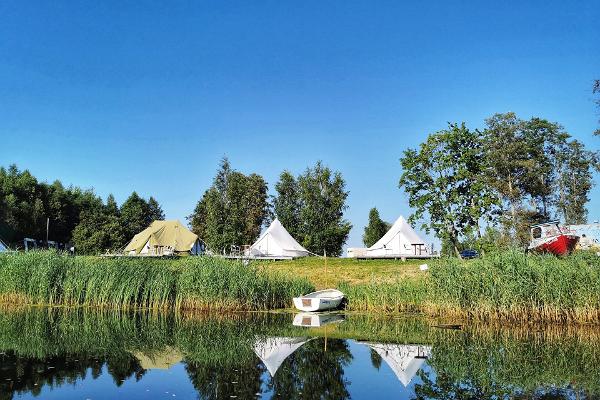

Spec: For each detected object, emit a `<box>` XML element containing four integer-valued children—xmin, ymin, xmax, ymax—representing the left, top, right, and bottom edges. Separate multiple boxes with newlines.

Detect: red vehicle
<box><xmin>528</xmin><ymin>221</ymin><xmax>579</xmax><ymax>256</ymax></box>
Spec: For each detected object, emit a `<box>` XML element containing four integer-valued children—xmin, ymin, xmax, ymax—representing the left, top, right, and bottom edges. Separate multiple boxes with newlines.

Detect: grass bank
<box><xmin>255</xmin><ymin>257</ymin><xmax>423</xmax><ymax>288</ymax></box>
<box><xmin>0</xmin><ymin>251</ymin><xmax>313</xmax><ymax>311</ymax></box>
<box><xmin>337</xmin><ymin>250</ymin><xmax>600</xmax><ymax>323</ymax></box>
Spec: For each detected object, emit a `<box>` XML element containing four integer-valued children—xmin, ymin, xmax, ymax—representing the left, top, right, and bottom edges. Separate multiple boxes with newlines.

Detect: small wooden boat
<box><xmin>293</xmin><ymin>289</ymin><xmax>344</xmax><ymax>312</ymax></box>
<box><xmin>528</xmin><ymin>221</ymin><xmax>579</xmax><ymax>256</ymax></box>
<box><xmin>292</xmin><ymin>312</ymin><xmax>345</xmax><ymax>327</ymax></box>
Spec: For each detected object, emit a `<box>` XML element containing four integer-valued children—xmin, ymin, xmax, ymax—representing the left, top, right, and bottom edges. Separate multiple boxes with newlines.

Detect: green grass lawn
<box><xmin>254</xmin><ymin>256</ymin><xmax>426</xmax><ymax>289</ymax></box>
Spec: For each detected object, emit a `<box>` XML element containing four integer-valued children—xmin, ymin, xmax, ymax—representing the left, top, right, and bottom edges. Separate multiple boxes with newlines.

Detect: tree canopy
<box><xmin>273</xmin><ymin>161</ymin><xmax>352</xmax><ymax>256</ymax></box>
<box><xmin>188</xmin><ymin>158</ymin><xmax>270</xmax><ymax>253</ymax></box>
<box><xmin>362</xmin><ymin>208</ymin><xmax>389</xmax><ymax>248</ymax></box>
<box><xmin>0</xmin><ymin>164</ymin><xmax>163</xmax><ymax>254</ymax></box>
<box><xmin>400</xmin><ymin>123</ymin><xmax>497</xmax><ymax>256</ymax></box>
<box><xmin>400</xmin><ymin>113</ymin><xmax>598</xmax><ymax>252</ymax></box>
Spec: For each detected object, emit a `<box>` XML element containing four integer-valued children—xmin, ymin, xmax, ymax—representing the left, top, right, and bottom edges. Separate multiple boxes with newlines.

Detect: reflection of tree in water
<box><xmin>370</xmin><ymin>348</ymin><xmax>382</xmax><ymax>370</ymax></box>
<box><xmin>0</xmin><ymin>351</ymin><xmax>146</xmax><ymax>400</ymax></box>
<box><xmin>414</xmin><ymin>364</ymin><xmax>588</xmax><ymax>400</ymax></box>
<box><xmin>267</xmin><ymin>338</ymin><xmax>353</xmax><ymax>400</ymax></box>
<box><xmin>413</xmin><ymin>368</ymin><xmax>513</xmax><ymax>399</ymax></box>
<box><xmin>185</xmin><ymin>360</ymin><xmax>265</xmax><ymax>400</ymax></box>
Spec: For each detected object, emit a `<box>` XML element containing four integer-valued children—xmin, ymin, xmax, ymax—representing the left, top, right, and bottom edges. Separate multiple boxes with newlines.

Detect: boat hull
<box><xmin>294</xmin><ymin>296</ymin><xmax>344</xmax><ymax>312</ymax></box>
<box><xmin>292</xmin><ymin>312</ymin><xmax>345</xmax><ymax>327</ymax></box>
<box><xmin>530</xmin><ymin>234</ymin><xmax>579</xmax><ymax>256</ymax></box>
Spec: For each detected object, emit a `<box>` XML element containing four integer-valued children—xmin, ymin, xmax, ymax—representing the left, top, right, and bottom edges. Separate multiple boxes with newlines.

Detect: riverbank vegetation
<box><xmin>2</xmin><ymin>251</ymin><xmax>600</xmax><ymax>322</ymax></box>
<box><xmin>399</xmin><ymin>112</ymin><xmax>599</xmax><ymax>256</ymax></box>
<box><xmin>341</xmin><ymin>250</ymin><xmax>600</xmax><ymax>323</ymax></box>
<box><xmin>0</xmin><ymin>251</ymin><xmax>313</xmax><ymax>310</ymax></box>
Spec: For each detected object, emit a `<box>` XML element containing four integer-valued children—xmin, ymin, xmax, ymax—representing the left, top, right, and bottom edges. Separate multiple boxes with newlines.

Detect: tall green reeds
<box><xmin>0</xmin><ymin>251</ymin><xmax>313</xmax><ymax>311</ymax></box>
<box><xmin>428</xmin><ymin>250</ymin><xmax>600</xmax><ymax>322</ymax></box>
<box><xmin>340</xmin><ymin>250</ymin><xmax>600</xmax><ymax>323</ymax></box>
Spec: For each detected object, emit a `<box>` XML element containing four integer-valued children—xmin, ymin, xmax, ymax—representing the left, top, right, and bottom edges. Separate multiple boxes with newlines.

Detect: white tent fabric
<box><xmin>348</xmin><ymin>215</ymin><xmax>429</xmax><ymax>258</ymax></box>
<box><xmin>362</xmin><ymin>343</ymin><xmax>431</xmax><ymax>387</ymax></box>
<box><xmin>245</xmin><ymin>219</ymin><xmax>310</xmax><ymax>258</ymax></box>
<box><xmin>0</xmin><ymin>239</ymin><xmax>6</xmax><ymax>252</ymax></box>
<box><xmin>253</xmin><ymin>337</ymin><xmax>311</xmax><ymax>377</ymax></box>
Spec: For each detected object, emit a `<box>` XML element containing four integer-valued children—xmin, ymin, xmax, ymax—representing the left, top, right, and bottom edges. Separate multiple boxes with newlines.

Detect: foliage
<box><xmin>0</xmin><ymin>164</ymin><xmax>164</xmax><ymax>254</ymax></box>
<box><xmin>119</xmin><ymin>192</ymin><xmax>153</xmax><ymax>241</ymax></box>
<box><xmin>0</xmin><ymin>251</ymin><xmax>313</xmax><ymax>311</ymax></box>
<box><xmin>428</xmin><ymin>250</ymin><xmax>600</xmax><ymax>323</ymax></box>
<box><xmin>147</xmin><ymin>196</ymin><xmax>165</xmax><ymax>221</ymax></box>
<box><xmin>273</xmin><ymin>161</ymin><xmax>352</xmax><ymax>256</ymax></box>
<box><xmin>482</xmin><ymin>113</ymin><xmax>597</xmax><ymax>245</ymax></box>
<box><xmin>554</xmin><ymin>139</ymin><xmax>598</xmax><ymax>223</ymax></box>
<box><xmin>188</xmin><ymin>158</ymin><xmax>270</xmax><ymax>253</ymax></box>
<box><xmin>272</xmin><ymin>170</ymin><xmax>302</xmax><ymax>240</ymax></box>
<box><xmin>399</xmin><ymin>123</ymin><xmax>498</xmax><ymax>257</ymax></box>
<box><xmin>400</xmin><ymin>114</ymin><xmax>597</xmax><ymax>251</ymax></box>
<box><xmin>362</xmin><ymin>207</ymin><xmax>389</xmax><ymax>247</ymax></box>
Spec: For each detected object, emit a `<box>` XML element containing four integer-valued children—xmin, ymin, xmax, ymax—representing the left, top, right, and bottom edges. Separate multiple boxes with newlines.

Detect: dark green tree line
<box><xmin>273</xmin><ymin>161</ymin><xmax>352</xmax><ymax>257</ymax></box>
<box><xmin>188</xmin><ymin>158</ymin><xmax>270</xmax><ymax>253</ymax></box>
<box><xmin>0</xmin><ymin>164</ymin><xmax>164</xmax><ymax>254</ymax></box>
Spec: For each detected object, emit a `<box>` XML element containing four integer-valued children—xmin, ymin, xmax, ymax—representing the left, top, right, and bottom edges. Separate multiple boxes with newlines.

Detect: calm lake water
<box><xmin>0</xmin><ymin>308</ymin><xmax>598</xmax><ymax>399</ymax></box>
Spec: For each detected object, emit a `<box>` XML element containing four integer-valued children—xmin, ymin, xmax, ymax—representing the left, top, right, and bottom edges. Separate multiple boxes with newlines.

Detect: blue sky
<box><xmin>1</xmin><ymin>1</ymin><xmax>599</xmax><ymax>248</ymax></box>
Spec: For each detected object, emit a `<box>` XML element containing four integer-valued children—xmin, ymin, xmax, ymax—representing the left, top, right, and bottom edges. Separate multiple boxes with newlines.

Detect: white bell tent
<box><xmin>0</xmin><ymin>238</ymin><xmax>7</xmax><ymax>252</ymax></box>
<box><xmin>253</xmin><ymin>337</ymin><xmax>312</xmax><ymax>377</ymax></box>
<box><xmin>362</xmin><ymin>343</ymin><xmax>431</xmax><ymax>387</ymax></box>
<box><xmin>245</xmin><ymin>219</ymin><xmax>310</xmax><ymax>259</ymax></box>
<box><xmin>348</xmin><ymin>215</ymin><xmax>431</xmax><ymax>259</ymax></box>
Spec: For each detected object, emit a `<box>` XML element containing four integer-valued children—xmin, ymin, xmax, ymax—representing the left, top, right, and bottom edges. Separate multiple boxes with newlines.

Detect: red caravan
<box><xmin>528</xmin><ymin>221</ymin><xmax>579</xmax><ymax>256</ymax></box>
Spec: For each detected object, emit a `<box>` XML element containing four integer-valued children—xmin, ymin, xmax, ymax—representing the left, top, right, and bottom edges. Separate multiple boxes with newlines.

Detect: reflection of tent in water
<box><xmin>253</xmin><ymin>337</ymin><xmax>312</xmax><ymax>376</ymax></box>
<box><xmin>361</xmin><ymin>343</ymin><xmax>431</xmax><ymax>386</ymax></box>
<box><xmin>124</xmin><ymin>220</ymin><xmax>203</xmax><ymax>256</ymax></box>
<box><xmin>133</xmin><ymin>347</ymin><xmax>183</xmax><ymax>370</ymax></box>
<box><xmin>245</xmin><ymin>219</ymin><xmax>310</xmax><ymax>259</ymax></box>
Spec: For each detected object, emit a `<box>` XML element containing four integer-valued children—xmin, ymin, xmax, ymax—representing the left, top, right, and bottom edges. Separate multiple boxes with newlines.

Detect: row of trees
<box><xmin>399</xmin><ymin>112</ymin><xmax>599</xmax><ymax>256</ymax></box>
<box><xmin>188</xmin><ymin>159</ymin><xmax>352</xmax><ymax>256</ymax></box>
<box><xmin>0</xmin><ymin>165</ymin><xmax>164</xmax><ymax>254</ymax></box>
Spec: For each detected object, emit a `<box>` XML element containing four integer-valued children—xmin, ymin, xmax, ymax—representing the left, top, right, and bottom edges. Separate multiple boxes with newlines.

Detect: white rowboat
<box><xmin>293</xmin><ymin>289</ymin><xmax>344</xmax><ymax>312</ymax></box>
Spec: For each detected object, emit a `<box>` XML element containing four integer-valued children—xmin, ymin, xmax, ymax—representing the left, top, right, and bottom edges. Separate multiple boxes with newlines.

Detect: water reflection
<box><xmin>0</xmin><ymin>308</ymin><xmax>599</xmax><ymax>399</ymax></box>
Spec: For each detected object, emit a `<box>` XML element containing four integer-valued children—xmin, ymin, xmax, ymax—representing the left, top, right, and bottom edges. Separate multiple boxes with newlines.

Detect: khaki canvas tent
<box><xmin>244</xmin><ymin>218</ymin><xmax>310</xmax><ymax>259</ymax></box>
<box><xmin>360</xmin><ymin>343</ymin><xmax>431</xmax><ymax>387</ymax></box>
<box><xmin>348</xmin><ymin>215</ymin><xmax>433</xmax><ymax>259</ymax></box>
<box><xmin>124</xmin><ymin>220</ymin><xmax>203</xmax><ymax>256</ymax></box>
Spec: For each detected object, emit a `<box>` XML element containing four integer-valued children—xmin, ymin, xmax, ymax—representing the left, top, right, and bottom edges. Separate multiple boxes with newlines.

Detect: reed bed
<box><xmin>0</xmin><ymin>251</ymin><xmax>313</xmax><ymax>311</ymax></box>
<box><xmin>428</xmin><ymin>250</ymin><xmax>600</xmax><ymax>323</ymax></box>
<box><xmin>341</xmin><ymin>250</ymin><xmax>600</xmax><ymax>323</ymax></box>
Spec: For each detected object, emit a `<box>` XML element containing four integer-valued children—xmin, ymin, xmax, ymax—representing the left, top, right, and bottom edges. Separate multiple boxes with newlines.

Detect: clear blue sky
<box><xmin>1</xmin><ymin>1</ymin><xmax>599</xmax><ymax>249</ymax></box>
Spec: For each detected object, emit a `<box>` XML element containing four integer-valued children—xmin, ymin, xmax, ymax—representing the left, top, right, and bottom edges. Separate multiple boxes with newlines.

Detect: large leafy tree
<box><xmin>400</xmin><ymin>123</ymin><xmax>498</xmax><ymax>257</ymax></box>
<box><xmin>273</xmin><ymin>161</ymin><xmax>352</xmax><ymax>256</ymax></box>
<box><xmin>119</xmin><ymin>192</ymin><xmax>152</xmax><ymax>241</ymax></box>
<box><xmin>147</xmin><ymin>196</ymin><xmax>165</xmax><ymax>221</ymax></box>
<box><xmin>554</xmin><ymin>139</ymin><xmax>598</xmax><ymax>224</ymax></box>
<box><xmin>188</xmin><ymin>158</ymin><xmax>270</xmax><ymax>253</ymax></box>
<box><xmin>272</xmin><ymin>171</ymin><xmax>301</xmax><ymax>239</ymax></box>
<box><xmin>362</xmin><ymin>207</ymin><xmax>388</xmax><ymax>247</ymax></box>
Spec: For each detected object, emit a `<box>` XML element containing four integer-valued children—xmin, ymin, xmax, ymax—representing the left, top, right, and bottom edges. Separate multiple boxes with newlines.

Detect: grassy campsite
<box><xmin>1</xmin><ymin>109</ymin><xmax>600</xmax><ymax>323</ymax></box>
